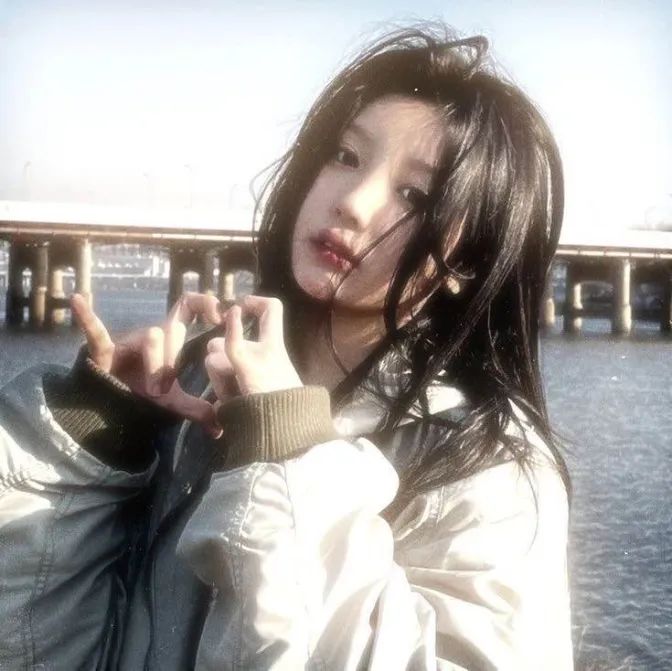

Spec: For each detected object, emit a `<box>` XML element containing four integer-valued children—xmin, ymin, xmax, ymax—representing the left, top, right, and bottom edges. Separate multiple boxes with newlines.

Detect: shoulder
<box><xmin>389</xmin><ymin>425</ymin><xmax>572</xmax><ymax>669</ymax></box>
<box><xmin>392</xmin><ymin>422</ymin><xmax>568</xmax><ymax>564</ymax></box>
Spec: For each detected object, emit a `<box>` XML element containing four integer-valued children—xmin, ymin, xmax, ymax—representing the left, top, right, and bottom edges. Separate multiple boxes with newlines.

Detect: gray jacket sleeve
<box><xmin>0</xmin><ymin>365</ymin><xmax>157</xmax><ymax>669</ymax></box>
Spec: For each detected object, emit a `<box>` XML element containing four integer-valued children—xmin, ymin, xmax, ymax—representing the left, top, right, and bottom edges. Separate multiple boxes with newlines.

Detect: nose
<box><xmin>334</xmin><ymin>168</ymin><xmax>391</xmax><ymax>231</ymax></box>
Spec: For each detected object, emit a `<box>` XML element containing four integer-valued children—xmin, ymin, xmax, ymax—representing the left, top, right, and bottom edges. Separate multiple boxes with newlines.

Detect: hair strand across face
<box><xmin>253</xmin><ymin>22</ymin><xmax>570</xmax><ymax>508</ymax></box>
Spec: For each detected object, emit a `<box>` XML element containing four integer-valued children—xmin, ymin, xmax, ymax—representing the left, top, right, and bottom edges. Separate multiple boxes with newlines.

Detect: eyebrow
<box><xmin>405</xmin><ymin>157</ymin><xmax>436</xmax><ymax>175</ymax></box>
<box><xmin>345</xmin><ymin>122</ymin><xmax>373</xmax><ymax>143</ymax></box>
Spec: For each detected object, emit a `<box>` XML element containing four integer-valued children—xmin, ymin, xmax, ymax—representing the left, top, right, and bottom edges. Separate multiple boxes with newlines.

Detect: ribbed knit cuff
<box><xmin>216</xmin><ymin>386</ymin><xmax>338</xmax><ymax>468</ymax></box>
<box><xmin>43</xmin><ymin>347</ymin><xmax>177</xmax><ymax>471</ymax></box>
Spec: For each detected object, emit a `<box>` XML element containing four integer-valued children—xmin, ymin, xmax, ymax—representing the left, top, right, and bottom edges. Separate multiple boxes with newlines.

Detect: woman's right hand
<box><xmin>70</xmin><ymin>292</ymin><xmax>225</xmax><ymax>437</ymax></box>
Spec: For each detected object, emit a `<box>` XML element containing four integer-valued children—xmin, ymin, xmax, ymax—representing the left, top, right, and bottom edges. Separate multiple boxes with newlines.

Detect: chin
<box><xmin>295</xmin><ymin>281</ymin><xmax>372</xmax><ymax>312</ymax></box>
<box><xmin>293</xmin><ymin>274</ymin><xmax>334</xmax><ymax>304</ymax></box>
<box><xmin>292</xmin><ymin>266</ymin><xmax>386</xmax><ymax>312</ymax></box>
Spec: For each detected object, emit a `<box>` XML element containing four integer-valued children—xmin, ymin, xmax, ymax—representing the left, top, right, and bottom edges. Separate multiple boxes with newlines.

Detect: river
<box><xmin>0</xmin><ymin>289</ymin><xmax>670</xmax><ymax>671</ymax></box>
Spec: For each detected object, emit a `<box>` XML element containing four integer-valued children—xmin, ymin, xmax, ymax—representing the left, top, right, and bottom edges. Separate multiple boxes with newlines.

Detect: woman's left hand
<box><xmin>204</xmin><ymin>295</ymin><xmax>303</xmax><ymax>400</ymax></box>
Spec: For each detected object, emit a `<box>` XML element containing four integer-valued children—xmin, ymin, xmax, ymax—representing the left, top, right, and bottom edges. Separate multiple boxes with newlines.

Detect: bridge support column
<box><xmin>168</xmin><ymin>252</ymin><xmax>185</xmax><ymax>311</ymax></box>
<box><xmin>563</xmin><ymin>264</ymin><xmax>582</xmax><ymax>333</ymax></box>
<box><xmin>28</xmin><ymin>243</ymin><xmax>48</xmax><ymax>327</ymax></box>
<box><xmin>612</xmin><ymin>259</ymin><xmax>632</xmax><ymax>335</ymax></box>
<box><xmin>218</xmin><ymin>270</ymin><xmax>235</xmax><ymax>301</ymax></box>
<box><xmin>198</xmin><ymin>252</ymin><xmax>216</xmax><ymax>295</ymax></box>
<box><xmin>541</xmin><ymin>270</ymin><xmax>556</xmax><ymax>330</ymax></box>
<box><xmin>6</xmin><ymin>243</ymin><xmax>26</xmax><ymax>326</ymax></box>
<box><xmin>167</xmin><ymin>248</ymin><xmax>213</xmax><ymax>311</ymax></box>
<box><xmin>48</xmin><ymin>269</ymin><xmax>66</xmax><ymax>326</ymax></box>
<box><xmin>217</xmin><ymin>245</ymin><xmax>256</xmax><ymax>302</ymax></box>
<box><xmin>74</xmin><ymin>239</ymin><xmax>93</xmax><ymax>308</ymax></box>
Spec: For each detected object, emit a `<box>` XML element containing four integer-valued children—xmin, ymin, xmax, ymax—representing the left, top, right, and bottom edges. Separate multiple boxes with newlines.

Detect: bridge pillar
<box><xmin>563</xmin><ymin>264</ymin><xmax>582</xmax><ymax>333</ymax></box>
<box><xmin>6</xmin><ymin>243</ymin><xmax>26</xmax><ymax>326</ymax></box>
<box><xmin>217</xmin><ymin>245</ymin><xmax>256</xmax><ymax>301</ymax></box>
<box><xmin>167</xmin><ymin>247</ymin><xmax>214</xmax><ymax>311</ymax></box>
<box><xmin>48</xmin><ymin>268</ymin><xmax>66</xmax><ymax>326</ymax></box>
<box><xmin>74</xmin><ymin>239</ymin><xmax>93</xmax><ymax>308</ymax></box>
<box><xmin>541</xmin><ymin>270</ymin><xmax>556</xmax><ymax>330</ymax></box>
<box><xmin>219</xmin><ymin>270</ymin><xmax>235</xmax><ymax>301</ymax></box>
<box><xmin>168</xmin><ymin>251</ymin><xmax>185</xmax><ymax>311</ymax></box>
<box><xmin>28</xmin><ymin>243</ymin><xmax>49</xmax><ymax>327</ymax></box>
<box><xmin>198</xmin><ymin>252</ymin><xmax>216</xmax><ymax>295</ymax></box>
<box><xmin>612</xmin><ymin>259</ymin><xmax>632</xmax><ymax>335</ymax></box>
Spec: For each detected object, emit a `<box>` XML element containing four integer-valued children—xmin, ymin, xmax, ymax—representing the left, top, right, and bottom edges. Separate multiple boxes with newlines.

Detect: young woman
<box><xmin>0</xmin><ymin>26</ymin><xmax>573</xmax><ymax>670</ymax></box>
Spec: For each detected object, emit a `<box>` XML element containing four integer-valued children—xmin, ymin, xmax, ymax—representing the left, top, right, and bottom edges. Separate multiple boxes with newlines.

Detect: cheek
<box><xmin>361</xmin><ymin>223</ymin><xmax>413</xmax><ymax>277</ymax></box>
<box><xmin>358</xmin><ymin>229</ymin><xmax>440</xmax><ymax>307</ymax></box>
<box><xmin>292</xmin><ymin>197</ymin><xmax>311</xmax><ymax>243</ymax></box>
<box><xmin>291</xmin><ymin>177</ymin><xmax>328</xmax><ymax>247</ymax></box>
<box><xmin>290</xmin><ymin>196</ymin><xmax>336</xmax><ymax>301</ymax></box>
<box><xmin>334</xmin><ymin>229</ymin><xmax>411</xmax><ymax>306</ymax></box>
<box><xmin>291</xmin><ymin>193</ymin><xmax>315</xmax><ymax>269</ymax></box>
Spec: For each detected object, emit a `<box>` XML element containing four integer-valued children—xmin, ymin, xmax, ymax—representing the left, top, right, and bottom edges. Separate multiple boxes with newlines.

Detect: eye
<box><xmin>333</xmin><ymin>146</ymin><xmax>359</xmax><ymax>168</ymax></box>
<box><xmin>399</xmin><ymin>186</ymin><xmax>429</xmax><ymax>210</ymax></box>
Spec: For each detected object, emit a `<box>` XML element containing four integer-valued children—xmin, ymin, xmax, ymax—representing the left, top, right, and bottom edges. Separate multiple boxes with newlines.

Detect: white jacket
<box><xmin>178</xmin><ymin>376</ymin><xmax>573</xmax><ymax>669</ymax></box>
<box><xmin>0</xmin><ymin>361</ymin><xmax>573</xmax><ymax>670</ymax></box>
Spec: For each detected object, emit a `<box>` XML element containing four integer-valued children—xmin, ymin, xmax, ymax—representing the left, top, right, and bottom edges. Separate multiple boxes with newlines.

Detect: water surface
<box><xmin>0</xmin><ymin>291</ymin><xmax>670</xmax><ymax>670</ymax></box>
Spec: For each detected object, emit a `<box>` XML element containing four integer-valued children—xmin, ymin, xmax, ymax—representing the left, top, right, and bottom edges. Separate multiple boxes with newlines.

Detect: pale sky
<box><xmin>1</xmin><ymin>0</ymin><xmax>671</xmax><ymax>244</ymax></box>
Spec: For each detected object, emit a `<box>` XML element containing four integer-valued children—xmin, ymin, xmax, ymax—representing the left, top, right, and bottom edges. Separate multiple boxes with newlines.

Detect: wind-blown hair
<box><xmin>254</xmin><ymin>24</ymin><xmax>570</xmax><ymax>505</ymax></box>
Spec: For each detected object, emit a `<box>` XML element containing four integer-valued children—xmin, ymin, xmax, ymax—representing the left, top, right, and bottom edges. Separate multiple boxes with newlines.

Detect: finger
<box><xmin>70</xmin><ymin>294</ymin><xmax>115</xmax><ymax>372</ymax></box>
<box><xmin>224</xmin><ymin>305</ymin><xmax>245</xmax><ymax>365</ymax></box>
<box><xmin>115</xmin><ymin>327</ymin><xmax>159</xmax><ymax>360</ymax></box>
<box><xmin>163</xmin><ymin>319</ymin><xmax>187</xmax><ymax>380</ymax></box>
<box><xmin>108</xmin><ymin>328</ymin><xmax>148</xmax><ymax>379</ymax></box>
<box><xmin>204</xmin><ymin>350</ymin><xmax>236</xmax><ymax>401</ymax></box>
<box><xmin>218</xmin><ymin>298</ymin><xmax>237</xmax><ymax>316</ymax></box>
<box><xmin>241</xmin><ymin>295</ymin><xmax>284</xmax><ymax>344</ymax></box>
<box><xmin>167</xmin><ymin>292</ymin><xmax>222</xmax><ymax>327</ymax></box>
<box><xmin>164</xmin><ymin>293</ymin><xmax>222</xmax><ymax>374</ymax></box>
<box><xmin>165</xmin><ymin>386</ymin><xmax>221</xmax><ymax>438</ymax></box>
<box><xmin>141</xmin><ymin>327</ymin><xmax>165</xmax><ymax>397</ymax></box>
<box><xmin>206</xmin><ymin>337</ymin><xmax>226</xmax><ymax>354</ymax></box>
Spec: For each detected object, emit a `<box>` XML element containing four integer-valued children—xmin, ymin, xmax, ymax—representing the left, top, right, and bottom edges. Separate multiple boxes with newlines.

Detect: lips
<box><xmin>311</xmin><ymin>230</ymin><xmax>359</xmax><ymax>271</ymax></box>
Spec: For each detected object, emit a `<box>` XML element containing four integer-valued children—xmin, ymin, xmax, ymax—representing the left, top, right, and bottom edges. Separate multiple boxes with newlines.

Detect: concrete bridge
<box><xmin>548</xmin><ymin>243</ymin><xmax>672</xmax><ymax>334</ymax></box>
<box><xmin>1</xmin><ymin>202</ymin><xmax>671</xmax><ymax>333</ymax></box>
<box><xmin>0</xmin><ymin>202</ymin><xmax>255</xmax><ymax>327</ymax></box>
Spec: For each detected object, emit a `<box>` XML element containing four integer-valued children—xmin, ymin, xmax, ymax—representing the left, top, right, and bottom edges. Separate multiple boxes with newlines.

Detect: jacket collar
<box><xmin>333</xmin><ymin>348</ymin><xmax>467</xmax><ymax>437</ymax></box>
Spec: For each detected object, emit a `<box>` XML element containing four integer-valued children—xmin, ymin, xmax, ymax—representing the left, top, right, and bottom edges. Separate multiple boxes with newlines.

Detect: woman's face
<box><xmin>291</xmin><ymin>95</ymin><xmax>445</xmax><ymax>313</ymax></box>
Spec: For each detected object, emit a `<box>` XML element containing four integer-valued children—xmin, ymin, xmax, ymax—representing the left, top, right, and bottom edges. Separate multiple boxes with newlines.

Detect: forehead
<box><xmin>345</xmin><ymin>95</ymin><xmax>445</xmax><ymax>166</ymax></box>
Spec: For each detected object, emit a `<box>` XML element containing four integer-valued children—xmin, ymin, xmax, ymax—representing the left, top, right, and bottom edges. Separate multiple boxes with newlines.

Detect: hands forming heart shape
<box><xmin>70</xmin><ymin>292</ymin><xmax>303</xmax><ymax>439</ymax></box>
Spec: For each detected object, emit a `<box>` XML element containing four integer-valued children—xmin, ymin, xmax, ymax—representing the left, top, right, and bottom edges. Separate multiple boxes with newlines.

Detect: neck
<box><xmin>294</xmin><ymin>306</ymin><xmax>387</xmax><ymax>391</ymax></box>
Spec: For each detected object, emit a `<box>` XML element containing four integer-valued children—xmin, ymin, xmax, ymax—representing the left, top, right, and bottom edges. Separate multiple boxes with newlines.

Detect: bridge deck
<box><xmin>557</xmin><ymin>246</ymin><xmax>672</xmax><ymax>260</ymax></box>
<box><xmin>1</xmin><ymin>200</ymin><xmax>672</xmax><ymax>256</ymax></box>
<box><xmin>0</xmin><ymin>200</ymin><xmax>254</xmax><ymax>243</ymax></box>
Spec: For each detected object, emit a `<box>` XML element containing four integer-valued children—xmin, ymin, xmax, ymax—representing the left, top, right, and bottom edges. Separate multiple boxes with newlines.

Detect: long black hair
<box><xmin>254</xmin><ymin>24</ymin><xmax>570</xmax><ymax>505</ymax></box>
